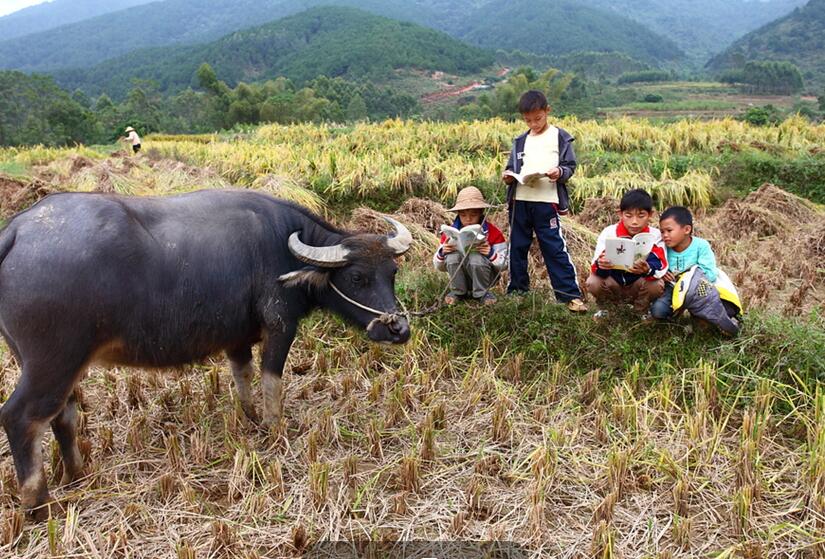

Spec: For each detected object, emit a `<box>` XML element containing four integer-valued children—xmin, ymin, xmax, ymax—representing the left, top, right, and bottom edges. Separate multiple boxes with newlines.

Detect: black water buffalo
<box><xmin>0</xmin><ymin>189</ymin><xmax>412</xmax><ymax>519</ymax></box>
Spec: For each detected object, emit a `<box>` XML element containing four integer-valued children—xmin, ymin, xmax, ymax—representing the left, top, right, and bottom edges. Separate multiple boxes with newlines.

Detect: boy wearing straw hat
<box><xmin>433</xmin><ymin>186</ymin><xmax>508</xmax><ymax>306</ymax></box>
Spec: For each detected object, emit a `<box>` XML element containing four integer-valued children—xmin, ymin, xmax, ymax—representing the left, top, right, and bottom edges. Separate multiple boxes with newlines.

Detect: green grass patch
<box><xmin>418</xmin><ymin>290</ymin><xmax>824</xmax><ymax>388</ymax></box>
<box><xmin>609</xmin><ymin>99</ymin><xmax>738</xmax><ymax>112</ymax></box>
<box><xmin>0</xmin><ymin>160</ymin><xmax>28</xmax><ymax>178</ymax></box>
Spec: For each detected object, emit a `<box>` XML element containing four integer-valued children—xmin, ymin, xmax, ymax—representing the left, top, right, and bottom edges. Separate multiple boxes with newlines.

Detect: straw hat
<box><xmin>125</xmin><ymin>126</ymin><xmax>135</xmax><ymax>133</ymax></box>
<box><xmin>448</xmin><ymin>186</ymin><xmax>491</xmax><ymax>212</ymax></box>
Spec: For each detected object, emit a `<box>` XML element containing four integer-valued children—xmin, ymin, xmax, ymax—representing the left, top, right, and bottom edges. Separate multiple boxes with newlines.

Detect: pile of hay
<box><xmin>702</xmin><ymin>184</ymin><xmax>825</xmax><ymax>314</ymax></box>
<box><xmin>69</xmin><ymin>155</ymin><xmax>95</xmax><ymax>175</ymax></box>
<box><xmin>348</xmin><ymin>206</ymin><xmax>439</xmax><ymax>262</ymax></box>
<box><xmin>575</xmin><ymin>197</ymin><xmax>617</xmax><ymax>233</ymax></box>
<box><xmin>0</xmin><ymin>175</ymin><xmax>56</xmax><ymax>219</ymax></box>
<box><xmin>710</xmin><ymin>183</ymin><xmax>817</xmax><ymax>239</ymax></box>
<box><xmin>396</xmin><ymin>197</ymin><xmax>452</xmax><ymax>234</ymax></box>
<box><xmin>808</xmin><ymin>229</ymin><xmax>825</xmax><ymax>259</ymax></box>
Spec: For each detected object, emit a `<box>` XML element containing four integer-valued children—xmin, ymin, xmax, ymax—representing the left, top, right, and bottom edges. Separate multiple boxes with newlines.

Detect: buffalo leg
<box><xmin>260</xmin><ymin>324</ymin><xmax>296</xmax><ymax>427</ymax></box>
<box><xmin>51</xmin><ymin>392</ymin><xmax>83</xmax><ymax>485</ymax></box>
<box><xmin>1</xmin><ymin>370</ymin><xmax>80</xmax><ymax>521</ymax></box>
<box><xmin>227</xmin><ymin>347</ymin><xmax>258</xmax><ymax>423</ymax></box>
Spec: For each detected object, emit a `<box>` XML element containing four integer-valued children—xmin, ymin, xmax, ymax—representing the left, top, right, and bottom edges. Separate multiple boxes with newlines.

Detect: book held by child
<box><xmin>439</xmin><ymin>224</ymin><xmax>487</xmax><ymax>256</ymax></box>
<box><xmin>503</xmin><ymin>170</ymin><xmax>545</xmax><ymax>187</ymax></box>
<box><xmin>603</xmin><ymin>232</ymin><xmax>657</xmax><ymax>271</ymax></box>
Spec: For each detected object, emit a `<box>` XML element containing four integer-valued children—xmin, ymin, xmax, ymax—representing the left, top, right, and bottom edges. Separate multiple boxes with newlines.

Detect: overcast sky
<box><xmin>0</xmin><ymin>0</ymin><xmax>51</xmax><ymax>17</ymax></box>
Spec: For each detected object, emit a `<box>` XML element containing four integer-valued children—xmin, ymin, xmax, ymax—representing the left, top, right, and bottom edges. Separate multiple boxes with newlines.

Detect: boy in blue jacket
<box><xmin>651</xmin><ymin>206</ymin><xmax>719</xmax><ymax>319</ymax></box>
<box><xmin>502</xmin><ymin>90</ymin><xmax>586</xmax><ymax>312</ymax></box>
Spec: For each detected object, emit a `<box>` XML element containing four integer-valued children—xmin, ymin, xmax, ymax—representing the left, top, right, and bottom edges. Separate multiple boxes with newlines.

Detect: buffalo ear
<box><xmin>278</xmin><ymin>267</ymin><xmax>330</xmax><ymax>289</ymax></box>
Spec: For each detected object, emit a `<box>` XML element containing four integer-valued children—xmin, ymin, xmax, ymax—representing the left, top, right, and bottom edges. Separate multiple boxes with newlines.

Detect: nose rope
<box><xmin>328</xmin><ymin>280</ymin><xmax>406</xmax><ymax>325</ymax></box>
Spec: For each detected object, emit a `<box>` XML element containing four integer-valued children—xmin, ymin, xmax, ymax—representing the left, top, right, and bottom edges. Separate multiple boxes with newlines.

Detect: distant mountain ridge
<box><xmin>706</xmin><ymin>0</ymin><xmax>825</xmax><ymax>86</ymax></box>
<box><xmin>0</xmin><ymin>0</ymin><xmax>684</xmax><ymax>73</ymax></box>
<box><xmin>54</xmin><ymin>6</ymin><xmax>495</xmax><ymax>99</ymax></box>
<box><xmin>0</xmin><ymin>0</ymin><xmax>156</xmax><ymax>41</ymax></box>
<box><xmin>585</xmin><ymin>0</ymin><xmax>806</xmax><ymax>60</ymax></box>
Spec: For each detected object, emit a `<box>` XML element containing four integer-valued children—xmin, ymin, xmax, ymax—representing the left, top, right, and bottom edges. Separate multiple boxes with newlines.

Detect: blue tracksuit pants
<box><xmin>507</xmin><ymin>200</ymin><xmax>582</xmax><ymax>301</ymax></box>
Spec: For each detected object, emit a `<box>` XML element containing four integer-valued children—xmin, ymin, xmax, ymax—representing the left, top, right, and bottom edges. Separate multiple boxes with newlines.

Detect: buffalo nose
<box><xmin>389</xmin><ymin>318</ymin><xmax>411</xmax><ymax>343</ymax></box>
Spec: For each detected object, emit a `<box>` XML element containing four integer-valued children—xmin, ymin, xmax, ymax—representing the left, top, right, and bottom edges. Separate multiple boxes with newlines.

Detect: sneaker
<box><xmin>567</xmin><ymin>298</ymin><xmax>587</xmax><ymax>313</ymax></box>
<box><xmin>444</xmin><ymin>295</ymin><xmax>458</xmax><ymax>306</ymax></box>
<box><xmin>640</xmin><ymin>312</ymin><xmax>654</xmax><ymax>323</ymax></box>
<box><xmin>593</xmin><ymin>309</ymin><xmax>609</xmax><ymax>321</ymax></box>
<box><xmin>481</xmin><ymin>293</ymin><xmax>497</xmax><ymax>306</ymax></box>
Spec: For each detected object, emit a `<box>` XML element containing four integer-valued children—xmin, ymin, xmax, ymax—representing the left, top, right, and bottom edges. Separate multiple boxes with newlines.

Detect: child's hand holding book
<box><xmin>475</xmin><ymin>240</ymin><xmax>491</xmax><ymax>255</ymax></box>
<box><xmin>598</xmin><ymin>250</ymin><xmax>651</xmax><ymax>275</ymax></box>
<box><xmin>626</xmin><ymin>259</ymin><xmax>650</xmax><ymax>275</ymax></box>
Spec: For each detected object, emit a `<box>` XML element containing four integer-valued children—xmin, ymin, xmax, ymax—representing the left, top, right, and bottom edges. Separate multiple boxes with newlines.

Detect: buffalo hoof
<box><xmin>25</xmin><ymin>499</ymin><xmax>62</xmax><ymax>523</ymax></box>
<box><xmin>241</xmin><ymin>406</ymin><xmax>260</xmax><ymax>426</ymax></box>
<box><xmin>59</xmin><ymin>469</ymin><xmax>84</xmax><ymax>487</ymax></box>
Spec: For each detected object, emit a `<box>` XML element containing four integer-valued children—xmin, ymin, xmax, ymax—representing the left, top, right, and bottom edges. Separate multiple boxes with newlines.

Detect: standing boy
<box><xmin>586</xmin><ymin>189</ymin><xmax>667</xmax><ymax>318</ymax></box>
<box><xmin>503</xmin><ymin>90</ymin><xmax>586</xmax><ymax>312</ymax></box>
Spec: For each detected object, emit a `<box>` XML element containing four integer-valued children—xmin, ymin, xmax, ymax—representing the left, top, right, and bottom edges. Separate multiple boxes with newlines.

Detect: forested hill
<box><xmin>0</xmin><ymin>71</ymin><xmax>97</xmax><ymax>147</ymax></box>
<box><xmin>706</xmin><ymin>0</ymin><xmax>825</xmax><ymax>86</ymax></box>
<box><xmin>585</xmin><ymin>0</ymin><xmax>805</xmax><ymax>61</ymax></box>
<box><xmin>0</xmin><ymin>0</ymin><xmax>683</xmax><ymax>73</ymax></box>
<box><xmin>0</xmin><ymin>0</ymin><xmax>156</xmax><ymax>42</ymax></box>
<box><xmin>54</xmin><ymin>7</ymin><xmax>495</xmax><ymax>100</ymax></box>
<box><xmin>453</xmin><ymin>0</ymin><xmax>683</xmax><ymax>65</ymax></box>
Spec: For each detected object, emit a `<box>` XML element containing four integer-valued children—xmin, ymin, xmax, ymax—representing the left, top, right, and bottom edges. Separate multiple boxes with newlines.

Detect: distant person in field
<box><xmin>433</xmin><ymin>186</ymin><xmax>508</xmax><ymax>306</ymax></box>
<box><xmin>586</xmin><ymin>189</ymin><xmax>668</xmax><ymax>319</ymax></box>
<box><xmin>121</xmin><ymin>126</ymin><xmax>142</xmax><ymax>154</ymax></box>
<box><xmin>651</xmin><ymin>206</ymin><xmax>742</xmax><ymax>334</ymax></box>
<box><xmin>502</xmin><ymin>90</ymin><xmax>586</xmax><ymax>312</ymax></box>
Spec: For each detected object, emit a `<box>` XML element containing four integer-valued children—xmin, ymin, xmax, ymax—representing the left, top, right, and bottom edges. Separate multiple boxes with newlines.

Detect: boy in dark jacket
<box><xmin>586</xmin><ymin>189</ymin><xmax>667</xmax><ymax>319</ymax></box>
<box><xmin>502</xmin><ymin>90</ymin><xmax>586</xmax><ymax>312</ymax></box>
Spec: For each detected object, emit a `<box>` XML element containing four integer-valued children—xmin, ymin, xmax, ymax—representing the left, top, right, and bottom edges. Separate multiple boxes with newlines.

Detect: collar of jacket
<box><xmin>616</xmin><ymin>221</ymin><xmax>651</xmax><ymax>238</ymax></box>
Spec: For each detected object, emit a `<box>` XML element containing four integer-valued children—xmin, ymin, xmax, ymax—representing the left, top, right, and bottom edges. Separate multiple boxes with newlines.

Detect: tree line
<box><xmin>0</xmin><ymin>65</ymin><xmax>419</xmax><ymax>147</ymax></box>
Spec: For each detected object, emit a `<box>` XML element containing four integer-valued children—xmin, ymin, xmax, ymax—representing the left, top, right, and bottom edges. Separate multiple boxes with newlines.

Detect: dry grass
<box><xmin>139</xmin><ymin>117</ymin><xmax>825</xmax><ymax>206</ymax></box>
<box><xmin>701</xmin><ymin>183</ymin><xmax>825</xmax><ymax>314</ymax></box>
<box><xmin>1</xmin><ymin>335</ymin><xmax>821</xmax><ymax>558</ymax></box>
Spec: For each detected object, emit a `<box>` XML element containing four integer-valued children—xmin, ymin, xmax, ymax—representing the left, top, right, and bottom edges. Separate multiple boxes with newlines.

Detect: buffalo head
<box><xmin>279</xmin><ymin>216</ymin><xmax>412</xmax><ymax>344</ymax></box>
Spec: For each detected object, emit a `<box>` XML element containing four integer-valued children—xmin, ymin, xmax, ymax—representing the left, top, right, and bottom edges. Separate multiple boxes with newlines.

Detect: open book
<box><xmin>440</xmin><ymin>224</ymin><xmax>487</xmax><ymax>255</ymax></box>
<box><xmin>604</xmin><ymin>233</ymin><xmax>657</xmax><ymax>271</ymax></box>
<box><xmin>504</xmin><ymin>170</ymin><xmax>545</xmax><ymax>186</ymax></box>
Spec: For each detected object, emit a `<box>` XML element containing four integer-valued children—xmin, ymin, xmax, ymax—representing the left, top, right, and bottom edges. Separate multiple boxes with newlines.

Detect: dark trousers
<box><xmin>507</xmin><ymin>200</ymin><xmax>581</xmax><ymax>301</ymax></box>
<box><xmin>651</xmin><ymin>282</ymin><xmax>675</xmax><ymax>319</ymax></box>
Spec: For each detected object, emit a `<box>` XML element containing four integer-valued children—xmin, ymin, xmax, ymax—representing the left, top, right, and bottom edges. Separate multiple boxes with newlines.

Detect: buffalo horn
<box><xmin>288</xmin><ymin>232</ymin><xmax>350</xmax><ymax>268</ymax></box>
<box><xmin>383</xmin><ymin>216</ymin><xmax>413</xmax><ymax>255</ymax></box>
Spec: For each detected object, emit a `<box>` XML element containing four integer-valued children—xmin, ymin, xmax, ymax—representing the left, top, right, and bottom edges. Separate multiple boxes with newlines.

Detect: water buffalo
<box><xmin>0</xmin><ymin>189</ymin><xmax>412</xmax><ymax>519</ymax></box>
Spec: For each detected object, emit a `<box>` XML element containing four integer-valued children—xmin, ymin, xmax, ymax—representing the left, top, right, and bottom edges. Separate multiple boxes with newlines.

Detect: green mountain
<box><xmin>54</xmin><ymin>7</ymin><xmax>495</xmax><ymax>99</ymax></box>
<box><xmin>0</xmin><ymin>0</ymin><xmax>683</xmax><ymax>73</ymax></box>
<box><xmin>453</xmin><ymin>0</ymin><xmax>683</xmax><ymax>65</ymax></box>
<box><xmin>585</xmin><ymin>0</ymin><xmax>805</xmax><ymax>61</ymax></box>
<box><xmin>0</xmin><ymin>0</ymin><xmax>156</xmax><ymax>42</ymax></box>
<box><xmin>706</xmin><ymin>0</ymin><xmax>825</xmax><ymax>87</ymax></box>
